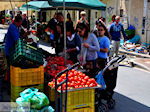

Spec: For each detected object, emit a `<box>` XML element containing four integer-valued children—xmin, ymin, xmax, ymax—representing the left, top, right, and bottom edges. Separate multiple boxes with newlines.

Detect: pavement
<box><xmin>110</xmin><ymin>66</ymin><xmax>150</xmax><ymax>112</ymax></box>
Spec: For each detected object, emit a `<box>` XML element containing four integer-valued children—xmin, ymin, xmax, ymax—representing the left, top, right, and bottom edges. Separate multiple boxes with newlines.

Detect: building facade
<box><xmin>101</xmin><ymin>0</ymin><xmax>150</xmax><ymax>44</ymax></box>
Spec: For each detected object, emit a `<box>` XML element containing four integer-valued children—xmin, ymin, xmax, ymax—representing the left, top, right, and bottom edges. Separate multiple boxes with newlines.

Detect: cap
<box><xmin>115</xmin><ymin>16</ymin><xmax>120</xmax><ymax>20</ymax></box>
<box><xmin>80</xmin><ymin>11</ymin><xmax>86</xmax><ymax>15</ymax></box>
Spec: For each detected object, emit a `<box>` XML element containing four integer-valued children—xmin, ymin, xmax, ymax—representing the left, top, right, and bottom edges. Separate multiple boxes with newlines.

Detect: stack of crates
<box><xmin>10</xmin><ymin>66</ymin><xmax>44</xmax><ymax>101</ymax></box>
<box><xmin>10</xmin><ymin>39</ymin><xmax>44</xmax><ymax>101</ymax></box>
<box><xmin>10</xmin><ymin>39</ymin><xmax>43</xmax><ymax>68</ymax></box>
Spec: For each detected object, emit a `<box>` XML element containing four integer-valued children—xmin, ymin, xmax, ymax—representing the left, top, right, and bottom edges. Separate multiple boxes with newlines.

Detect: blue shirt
<box><xmin>109</xmin><ymin>22</ymin><xmax>126</xmax><ymax>41</ymax></box>
<box><xmin>97</xmin><ymin>36</ymin><xmax>110</xmax><ymax>59</ymax></box>
<box><xmin>5</xmin><ymin>23</ymin><xmax>20</xmax><ymax>56</ymax></box>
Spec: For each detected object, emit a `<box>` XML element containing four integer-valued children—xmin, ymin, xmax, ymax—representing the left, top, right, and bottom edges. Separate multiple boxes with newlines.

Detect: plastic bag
<box><xmin>16</xmin><ymin>97</ymin><xmax>30</xmax><ymax>106</ymax></box>
<box><xmin>31</xmin><ymin>106</ymin><xmax>54</xmax><ymax>112</ymax></box>
<box><xmin>20</xmin><ymin>88</ymin><xmax>38</xmax><ymax>99</ymax></box>
<box><xmin>16</xmin><ymin>88</ymin><xmax>49</xmax><ymax>110</ymax></box>
<box><xmin>31</xmin><ymin>92</ymin><xmax>49</xmax><ymax>109</ymax></box>
<box><xmin>95</xmin><ymin>71</ymin><xmax>106</xmax><ymax>90</ymax></box>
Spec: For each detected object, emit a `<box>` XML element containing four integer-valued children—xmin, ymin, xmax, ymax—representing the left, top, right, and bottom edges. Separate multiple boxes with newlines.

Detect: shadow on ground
<box><xmin>110</xmin><ymin>92</ymin><xmax>150</xmax><ymax>112</ymax></box>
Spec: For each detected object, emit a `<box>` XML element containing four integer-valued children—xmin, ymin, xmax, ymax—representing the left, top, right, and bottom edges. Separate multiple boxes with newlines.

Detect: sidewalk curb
<box><xmin>119</xmin><ymin>49</ymin><xmax>150</xmax><ymax>58</ymax></box>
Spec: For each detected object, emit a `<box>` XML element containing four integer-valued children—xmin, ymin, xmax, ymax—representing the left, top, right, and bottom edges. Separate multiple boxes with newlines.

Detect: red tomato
<box><xmin>77</xmin><ymin>81</ymin><xmax>81</xmax><ymax>85</ymax></box>
<box><xmin>68</xmin><ymin>77</ymin><xmax>73</xmax><ymax>82</ymax></box>
<box><xmin>82</xmin><ymin>79</ymin><xmax>86</xmax><ymax>84</ymax></box>
<box><xmin>74</xmin><ymin>71</ymin><xmax>78</xmax><ymax>75</ymax></box>
<box><xmin>68</xmin><ymin>72</ymin><xmax>74</xmax><ymax>77</ymax></box>
<box><xmin>86</xmin><ymin>81</ymin><xmax>91</xmax><ymax>86</ymax></box>
<box><xmin>78</xmin><ymin>78</ymin><xmax>82</xmax><ymax>81</ymax></box>
<box><xmin>67</xmin><ymin>82</ymin><xmax>71</xmax><ymax>87</ymax></box>
<box><xmin>81</xmin><ymin>83</ymin><xmax>85</xmax><ymax>85</ymax></box>
<box><xmin>82</xmin><ymin>74</ymin><xmax>86</xmax><ymax>77</ymax></box>
<box><xmin>75</xmin><ymin>85</ymin><xmax>78</xmax><ymax>88</ymax></box>
<box><xmin>70</xmin><ymin>83</ymin><xmax>74</xmax><ymax>87</ymax></box>
<box><xmin>90</xmin><ymin>78</ymin><xmax>96</xmax><ymax>83</ymax></box>
<box><xmin>84</xmin><ymin>76</ymin><xmax>89</xmax><ymax>81</ymax></box>
<box><xmin>74</xmin><ymin>76</ymin><xmax>78</xmax><ymax>81</ymax></box>
<box><xmin>85</xmin><ymin>85</ymin><xmax>88</xmax><ymax>87</ymax></box>
<box><xmin>78</xmin><ymin>85</ymin><xmax>83</xmax><ymax>88</ymax></box>
<box><xmin>48</xmin><ymin>82</ymin><xmax>54</xmax><ymax>87</ymax></box>
<box><xmin>89</xmin><ymin>83</ymin><xmax>94</xmax><ymax>87</ymax></box>
<box><xmin>58</xmin><ymin>78</ymin><xmax>63</xmax><ymax>83</ymax></box>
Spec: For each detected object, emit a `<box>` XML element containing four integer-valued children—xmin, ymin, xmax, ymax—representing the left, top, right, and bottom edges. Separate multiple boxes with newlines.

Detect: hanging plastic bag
<box><xmin>95</xmin><ymin>71</ymin><xmax>106</xmax><ymax>90</ymax></box>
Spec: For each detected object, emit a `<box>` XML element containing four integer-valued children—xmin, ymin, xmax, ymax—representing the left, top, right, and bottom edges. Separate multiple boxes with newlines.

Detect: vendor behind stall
<box><xmin>5</xmin><ymin>15</ymin><xmax>22</xmax><ymax>57</ymax></box>
<box><xmin>4</xmin><ymin>15</ymin><xmax>22</xmax><ymax>94</ymax></box>
<box><xmin>66</xmin><ymin>27</ymin><xmax>81</xmax><ymax>63</ymax></box>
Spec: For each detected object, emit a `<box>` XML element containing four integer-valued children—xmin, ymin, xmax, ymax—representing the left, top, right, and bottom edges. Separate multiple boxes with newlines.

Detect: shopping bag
<box><xmin>95</xmin><ymin>71</ymin><xmax>106</xmax><ymax>89</ymax></box>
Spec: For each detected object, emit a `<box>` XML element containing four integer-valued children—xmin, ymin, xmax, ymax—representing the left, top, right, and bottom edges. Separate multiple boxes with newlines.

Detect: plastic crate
<box><xmin>10</xmin><ymin>66</ymin><xmax>44</xmax><ymax>86</ymax></box>
<box><xmin>67</xmin><ymin>107</ymin><xmax>94</xmax><ymax>112</ymax></box>
<box><xmin>49</xmin><ymin>87</ymin><xmax>95</xmax><ymax>111</ymax></box>
<box><xmin>11</xmin><ymin>84</ymin><xmax>44</xmax><ymax>102</ymax></box>
<box><xmin>125</xmin><ymin>29</ymin><xmax>135</xmax><ymax>36</ymax></box>
<box><xmin>65</xmin><ymin>88</ymin><xmax>95</xmax><ymax>111</ymax></box>
<box><xmin>10</xmin><ymin>39</ymin><xmax>43</xmax><ymax>68</ymax></box>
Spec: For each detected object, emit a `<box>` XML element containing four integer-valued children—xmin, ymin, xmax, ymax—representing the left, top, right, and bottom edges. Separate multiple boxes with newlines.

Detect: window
<box><xmin>95</xmin><ymin>12</ymin><xmax>98</xmax><ymax>18</ymax></box>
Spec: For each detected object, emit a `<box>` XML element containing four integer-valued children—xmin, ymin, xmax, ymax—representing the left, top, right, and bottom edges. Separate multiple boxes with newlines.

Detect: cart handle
<box><xmin>101</xmin><ymin>55</ymin><xmax>126</xmax><ymax>75</ymax></box>
<box><xmin>117</xmin><ymin>55</ymin><xmax>126</xmax><ymax>63</ymax></box>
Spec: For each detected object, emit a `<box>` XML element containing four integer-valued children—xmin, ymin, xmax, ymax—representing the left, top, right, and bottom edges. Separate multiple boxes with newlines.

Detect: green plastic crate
<box><xmin>10</xmin><ymin>39</ymin><xmax>43</xmax><ymax>68</ymax></box>
<box><xmin>125</xmin><ymin>29</ymin><xmax>135</xmax><ymax>36</ymax></box>
<box><xmin>11</xmin><ymin>84</ymin><xmax>44</xmax><ymax>102</ymax></box>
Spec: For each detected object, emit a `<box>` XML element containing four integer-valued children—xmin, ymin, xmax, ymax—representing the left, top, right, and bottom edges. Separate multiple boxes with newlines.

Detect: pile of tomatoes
<box><xmin>44</xmin><ymin>56</ymin><xmax>73</xmax><ymax>77</ymax></box>
<box><xmin>48</xmin><ymin>69</ymin><xmax>98</xmax><ymax>90</ymax></box>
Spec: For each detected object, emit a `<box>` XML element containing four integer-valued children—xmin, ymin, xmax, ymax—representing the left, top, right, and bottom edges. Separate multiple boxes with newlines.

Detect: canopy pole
<box><xmin>26</xmin><ymin>0</ymin><xmax>29</xmax><ymax>30</ymax></box>
<box><xmin>9</xmin><ymin>0</ymin><xmax>14</xmax><ymax>16</ymax></box>
<box><xmin>63</xmin><ymin>0</ymin><xmax>67</xmax><ymax>66</ymax></box>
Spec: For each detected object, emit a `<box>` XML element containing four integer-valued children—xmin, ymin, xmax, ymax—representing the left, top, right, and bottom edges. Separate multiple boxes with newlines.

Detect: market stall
<box><xmin>0</xmin><ymin>0</ymin><xmax>112</xmax><ymax>112</ymax></box>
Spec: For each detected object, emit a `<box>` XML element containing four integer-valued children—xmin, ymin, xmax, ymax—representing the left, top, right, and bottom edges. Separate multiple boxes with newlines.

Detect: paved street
<box><xmin>110</xmin><ymin>66</ymin><xmax>150</xmax><ymax>112</ymax></box>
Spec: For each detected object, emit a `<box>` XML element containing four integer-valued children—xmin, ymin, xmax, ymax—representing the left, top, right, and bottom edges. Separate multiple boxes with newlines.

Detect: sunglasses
<box><xmin>98</xmin><ymin>29</ymin><xmax>104</xmax><ymax>31</ymax></box>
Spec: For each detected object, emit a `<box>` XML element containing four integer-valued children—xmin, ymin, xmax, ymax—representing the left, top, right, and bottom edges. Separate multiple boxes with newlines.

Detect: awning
<box><xmin>48</xmin><ymin>0</ymin><xmax>106</xmax><ymax>10</ymax></box>
<box><xmin>22</xmin><ymin>1</ymin><xmax>52</xmax><ymax>9</ymax></box>
<box><xmin>0</xmin><ymin>2</ymin><xmax>26</xmax><ymax>11</ymax></box>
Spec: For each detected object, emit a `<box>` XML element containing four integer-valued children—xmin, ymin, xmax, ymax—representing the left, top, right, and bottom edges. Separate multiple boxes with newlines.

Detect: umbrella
<box><xmin>48</xmin><ymin>0</ymin><xmax>106</xmax><ymax>10</ymax></box>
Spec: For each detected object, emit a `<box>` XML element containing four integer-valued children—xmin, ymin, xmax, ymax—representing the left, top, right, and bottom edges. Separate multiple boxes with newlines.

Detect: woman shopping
<box><xmin>76</xmin><ymin>23</ymin><xmax>100</xmax><ymax>78</ymax></box>
<box><xmin>96</xmin><ymin>21</ymin><xmax>110</xmax><ymax>70</ymax></box>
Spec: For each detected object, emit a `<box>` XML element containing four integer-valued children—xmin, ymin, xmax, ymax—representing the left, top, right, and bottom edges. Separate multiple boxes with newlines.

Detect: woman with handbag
<box><xmin>76</xmin><ymin>23</ymin><xmax>100</xmax><ymax>78</ymax></box>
